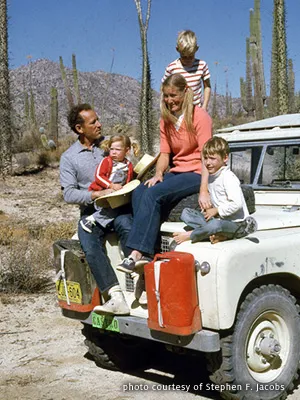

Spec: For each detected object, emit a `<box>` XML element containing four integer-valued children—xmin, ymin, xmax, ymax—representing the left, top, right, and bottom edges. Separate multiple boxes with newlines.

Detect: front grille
<box><xmin>125</xmin><ymin>273</ymin><xmax>134</xmax><ymax>292</ymax></box>
<box><xmin>161</xmin><ymin>235</ymin><xmax>174</xmax><ymax>253</ymax></box>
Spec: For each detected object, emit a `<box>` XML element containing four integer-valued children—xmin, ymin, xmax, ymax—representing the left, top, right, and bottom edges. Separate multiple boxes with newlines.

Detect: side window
<box><xmin>263</xmin><ymin>145</ymin><xmax>300</xmax><ymax>184</ymax></box>
<box><xmin>230</xmin><ymin>147</ymin><xmax>262</xmax><ymax>185</ymax></box>
<box><xmin>229</xmin><ymin>149</ymin><xmax>253</xmax><ymax>184</ymax></box>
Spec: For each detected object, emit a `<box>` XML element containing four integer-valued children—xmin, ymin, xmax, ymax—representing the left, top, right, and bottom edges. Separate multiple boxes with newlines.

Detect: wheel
<box><xmin>82</xmin><ymin>324</ymin><xmax>153</xmax><ymax>371</ymax></box>
<box><xmin>167</xmin><ymin>185</ymin><xmax>255</xmax><ymax>222</ymax></box>
<box><xmin>207</xmin><ymin>285</ymin><xmax>300</xmax><ymax>400</ymax></box>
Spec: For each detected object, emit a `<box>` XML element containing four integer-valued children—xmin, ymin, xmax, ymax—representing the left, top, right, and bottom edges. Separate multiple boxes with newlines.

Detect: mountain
<box><xmin>9</xmin><ymin>58</ymin><xmax>243</xmax><ymax>138</ymax></box>
<box><xmin>9</xmin><ymin>58</ymin><xmax>160</xmax><ymax>136</ymax></box>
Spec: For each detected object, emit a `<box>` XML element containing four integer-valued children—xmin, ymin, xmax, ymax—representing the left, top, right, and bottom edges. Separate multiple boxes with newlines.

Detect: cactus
<box><xmin>269</xmin><ymin>5</ymin><xmax>278</xmax><ymax>116</ymax></box>
<box><xmin>287</xmin><ymin>58</ymin><xmax>295</xmax><ymax>113</ymax></box>
<box><xmin>72</xmin><ymin>54</ymin><xmax>81</xmax><ymax>104</ymax></box>
<box><xmin>254</xmin><ymin>0</ymin><xmax>266</xmax><ymax>104</ymax></box>
<box><xmin>249</xmin><ymin>5</ymin><xmax>264</xmax><ymax>120</ymax></box>
<box><xmin>240</xmin><ymin>38</ymin><xmax>254</xmax><ymax>116</ymax></box>
<box><xmin>59</xmin><ymin>56</ymin><xmax>74</xmax><ymax>109</ymax></box>
<box><xmin>49</xmin><ymin>87</ymin><xmax>58</xmax><ymax>145</ymax></box>
<box><xmin>0</xmin><ymin>0</ymin><xmax>11</xmax><ymax>175</ymax></box>
<box><xmin>24</xmin><ymin>90</ymin><xmax>30</xmax><ymax>128</ymax></box>
<box><xmin>270</xmin><ymin>0</ymin><xmax>289</xmax><ymax>115</ymax></box>
<box><xmin>133</xmin><ymin>0</ymin><xmax>155</xmax><ymax>154</ymax></box>
<box><xmin>30</xmin><ymin>89</ymin><xmax>37</xmax><ymax>129</ymax></box>
<box><xmin>211</xmin><ymin>82</ymin><xmax>218</xmax><ymax>119</ymax></box>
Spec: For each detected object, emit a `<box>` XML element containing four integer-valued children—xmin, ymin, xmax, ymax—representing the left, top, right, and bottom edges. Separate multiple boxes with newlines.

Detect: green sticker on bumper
<box><xmin>92</xmin><ymin>312</ymin><xmax>120</xmax><ymax>332</ymax></box>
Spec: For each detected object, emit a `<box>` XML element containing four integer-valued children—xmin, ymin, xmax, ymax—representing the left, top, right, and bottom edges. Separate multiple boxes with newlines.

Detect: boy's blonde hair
<box><xmin>176</xmin><ymin>30</ymin><xmax>199</xmax><ymax>56</ymax></box>
<box><xmin>203</xmin><ymin>137</ymin><xmax>230</xmax><ymax>159</ymax></box>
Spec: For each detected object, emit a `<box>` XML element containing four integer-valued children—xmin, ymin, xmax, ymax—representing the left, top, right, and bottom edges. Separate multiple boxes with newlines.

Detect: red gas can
<box><xmin>144</xmin><ymin>251</ymin><xmax>201</xmax><ymax>336</ymax></box>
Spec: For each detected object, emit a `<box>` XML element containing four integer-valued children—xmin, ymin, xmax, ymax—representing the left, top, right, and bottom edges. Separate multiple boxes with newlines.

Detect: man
<box><xmin>60</xmin><ymin>103</ymin><xmax>131</xmax><ymax>315</ymax></box>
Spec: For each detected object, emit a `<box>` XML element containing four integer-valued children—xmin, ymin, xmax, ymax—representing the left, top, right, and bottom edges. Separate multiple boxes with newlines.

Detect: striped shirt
<box><xmin>162</xmin><ymin>58</ymin><xmax>210</xmax><ymax>106</ymax></box>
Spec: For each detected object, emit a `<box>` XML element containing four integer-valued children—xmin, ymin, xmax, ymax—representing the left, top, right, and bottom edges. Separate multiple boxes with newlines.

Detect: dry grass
<box><xmin>0</xmin><ymin>219</ymin><xmax>77</xmax><ymax>294</ymax></box>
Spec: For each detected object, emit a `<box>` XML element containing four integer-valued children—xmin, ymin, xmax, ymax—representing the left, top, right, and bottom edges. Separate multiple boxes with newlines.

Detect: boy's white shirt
<box><xmin>208</xmin><ymin>166</ymin><xmax>249</xmax><ymax>221</ymax></box>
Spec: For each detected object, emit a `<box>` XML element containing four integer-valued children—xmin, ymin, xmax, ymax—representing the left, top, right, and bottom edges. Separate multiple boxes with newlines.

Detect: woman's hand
<box><xmin>145</xmin><ymin>175</ymin><xmax>163</xmax><ymax>187</ymax></box>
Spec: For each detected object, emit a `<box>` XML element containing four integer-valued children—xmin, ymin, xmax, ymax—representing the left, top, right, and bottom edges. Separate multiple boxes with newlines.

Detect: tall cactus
<box><xmin>254</xmin><ymin>0</ymin><xmax>266</xmax><ymax>104</ymax></box>
<box><xmin>269</xmin><ymin>4</ymin><xmax>278</xmax><ymax>116</ymax></box>
<box><xmin>240</xmin><ymin>37</ymin><xmax>254</xmax><ymax>116</ymax></box>
<box><xmin>24</xmin><ymin>90</ymin><xmax>30</xmax><ymax>128</ymax></box>
<box><xmin>72</xmin><ymin>54</ymin><xmax>81</xmax><ymax>104</ymax></box>
<box><xmin>249</xmin><ymin>4</ymin><xmax>264</xmax><ymax>119</ymax></box>
<box><xmin>133</xmin><ymin>0</ymin><xmax>155</xmax><ymax>154</ymax></box>
<box><xmin>49</xmin><ymin>87</ymin><xmax>58</xmax><ymax>145</ymax></box>
<box><xmin>270</xmin><ymin>0</ymin><xmax>289</xmax><ymax>115</ymax></box>
<box><xmin>287</xmin><ymin>58</ymin><xmax>295</xmax><ymax>113</ymax></box>
<box><xmin>59</xmin><ymin>56</ymin><xmax>74</xmax><ymax>109</ymax></box>
<box><xmin>0</xmin><ymin>0</ymin><xmax>11</xmax><ymax>175</ymax></box>
<box><xmin>211</xmin><ymin>82</ymin><xmax>218</xmax><ymax>119</ymax></box>
<box><xmin>30</xmin><ymin>89</ymin><xmax>37</xmax><ymax>129</ymax></box>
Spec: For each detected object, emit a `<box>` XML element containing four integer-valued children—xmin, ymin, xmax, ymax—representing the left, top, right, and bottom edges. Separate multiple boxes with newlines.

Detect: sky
<box><xmin>8</xmin><ymin>0</ymin><xmax>300</xmax><ymax>99</ymax></box>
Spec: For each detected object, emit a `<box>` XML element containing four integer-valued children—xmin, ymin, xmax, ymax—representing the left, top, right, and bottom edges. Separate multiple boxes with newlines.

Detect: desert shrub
<box><xmin>0</xmin><ymin>220</ymin><xmax>77</xmax><ymax>293</ymax></box>
<box><xmin>0</xmin><ymin>239</ymin><xmax>53</xmax><ymax>293</ymax></box>
<box><xmin>14</xmin><ymin>129</ymin><xmax>42</xmax><ymax>153</ymax></box>
<box><xmin>37</xmin><ymin>151</ymin><xmax>51</xmax><ymax>167</ymax></box>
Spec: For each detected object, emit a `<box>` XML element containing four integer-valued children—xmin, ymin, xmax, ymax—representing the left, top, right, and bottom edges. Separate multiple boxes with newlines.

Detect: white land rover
<box><xmin>54</xmin><ymin>114</ymin><xmax>300</xmax><ymax>400</ymax></box>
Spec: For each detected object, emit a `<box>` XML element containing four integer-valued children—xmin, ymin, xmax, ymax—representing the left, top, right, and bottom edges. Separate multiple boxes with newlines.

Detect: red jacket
<box><xmin>88</xmin><ymin>156</ymin><xmax>134</xmax><ymax>191</ymax></box>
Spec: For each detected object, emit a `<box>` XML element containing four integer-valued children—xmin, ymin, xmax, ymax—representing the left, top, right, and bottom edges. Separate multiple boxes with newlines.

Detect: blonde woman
<box><xmin>117</xmin><ymin>74</ymin><xmax>212</xmax><ymax>274</ymax></box>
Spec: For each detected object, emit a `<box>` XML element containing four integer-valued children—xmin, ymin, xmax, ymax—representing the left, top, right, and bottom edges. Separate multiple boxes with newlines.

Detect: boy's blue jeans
<box><xmin>127</xmin><ymin>172</ymin><xmax>201</xmax><ymax>255</ymax></box>
<box><xmin>181</xmin><ymin>207</ymin><xmax>239</xmax><ymax>243</ymax></box>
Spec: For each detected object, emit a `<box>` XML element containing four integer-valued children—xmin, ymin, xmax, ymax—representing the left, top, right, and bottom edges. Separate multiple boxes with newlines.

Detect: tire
<box><xmin>82</xmin><ymin>324</ymin><xmax>153</xmax><ymax>371</ymax></box>
<box><xmin>206</xmin><ymin>285</ymin><xmax>300</xmax><ymax>400</ymax></box>
<box><xmin>167</xmin><ymin>185</ymin><xmax>255</xmax><ymax>222</ymax></box>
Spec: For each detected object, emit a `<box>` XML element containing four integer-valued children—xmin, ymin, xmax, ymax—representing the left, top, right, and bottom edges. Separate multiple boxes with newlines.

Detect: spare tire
<box><xmin>167</xmin><ymin>184</ymin><xmax>255</xmax><ymax>222</ymax></box>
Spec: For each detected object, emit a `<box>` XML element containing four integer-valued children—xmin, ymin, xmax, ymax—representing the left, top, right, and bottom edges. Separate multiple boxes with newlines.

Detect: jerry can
<box><xmin>144</xmin><ymin>251</ymin><xmax>201</xmax><ymax>335</ymax></box>
<box><xmin>53</xmin><ymin>239</ymin><xmax>100</xmax><ymax>318</ymax></box>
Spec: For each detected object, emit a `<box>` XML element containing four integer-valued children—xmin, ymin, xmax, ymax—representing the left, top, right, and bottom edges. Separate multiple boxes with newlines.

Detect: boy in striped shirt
<box><xmin>162</xmin><ymin>30</ymin><xmax>211</xmax><ymax>110</ymax></box>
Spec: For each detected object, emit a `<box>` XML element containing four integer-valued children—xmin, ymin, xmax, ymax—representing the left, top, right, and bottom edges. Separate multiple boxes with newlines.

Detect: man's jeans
<box><xmin>181</xmin><ymin>208</ymin><xmax>239</xmax><ymax>243</ymax></box>
<box><xmin>127</xmin><ymin>172</ymin><xmax>201</xmax><ymax>255</ymax></box>
<box><xmin>78</xmin><ymin>212</ymin><xmax>132</xmax><ymax>293</ymax></box>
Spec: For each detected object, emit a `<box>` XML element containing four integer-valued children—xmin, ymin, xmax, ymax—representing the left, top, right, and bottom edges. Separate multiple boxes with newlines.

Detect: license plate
<box><xmin>92</xmin><ymin>312</ymin><xmax>120</xmax><ymax>332</ymax></box>
<box><xmin>55</xmin><ymin>280</ymin><xmax>82</xmax><ymax>304</ymax></box>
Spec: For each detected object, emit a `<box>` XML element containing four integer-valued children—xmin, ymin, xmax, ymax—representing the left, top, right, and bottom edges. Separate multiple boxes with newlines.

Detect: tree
<box><xmin>133</xmin><ymin>0</ymin><xmax>155</xmax><ymax>154</ymax></box>
<box><xmin>0</xmin><ymin>0</ymin><xmax>12</xmax><ymax>176</ymax></box>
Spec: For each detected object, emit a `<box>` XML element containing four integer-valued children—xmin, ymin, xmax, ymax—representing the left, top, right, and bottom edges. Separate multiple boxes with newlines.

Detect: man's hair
<box><xmin>68</xmin><ymin>103</ymin><xmax>93</xmax><ymax>134</ymax></box>
<box><xmin>203</xmin><ymin>137</ymin><xmax>230</xmax><ymax>159</ymax></box>
<box><xmin>176</xmin><ymin>30</ymin><xmax>199</xmax><ymax>56</ymax></box>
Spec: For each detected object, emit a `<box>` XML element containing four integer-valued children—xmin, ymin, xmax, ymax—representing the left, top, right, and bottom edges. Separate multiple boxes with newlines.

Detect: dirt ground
<box><xmin>1</xmin><ymin>167</ymin><xmax>300</xmax><ymax>400</ymax></box>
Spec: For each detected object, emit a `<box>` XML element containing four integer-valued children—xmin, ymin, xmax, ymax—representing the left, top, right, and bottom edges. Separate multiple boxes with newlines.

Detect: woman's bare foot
<box><xmin>173</xmin><ymin>231</ymin><xmax>192</xmax><ymax>244</ymax></box>
<box><xmin>210</xmin><ymin>233</ymin><xmax>229</xmax><ymax>244</ymax></box>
